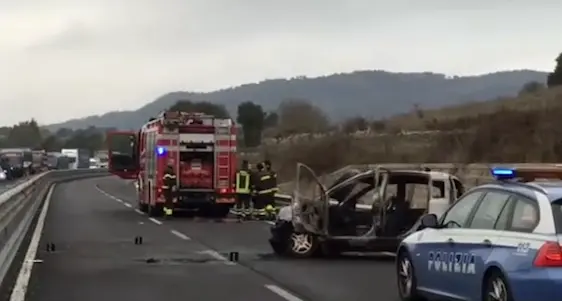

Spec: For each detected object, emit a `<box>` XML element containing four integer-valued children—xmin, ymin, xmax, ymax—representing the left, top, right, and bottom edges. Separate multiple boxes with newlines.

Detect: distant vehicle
<box><xmin>269</xmin><ymin>164</ymin><xmax>464</xmax><ymax>258</ymax></box>
<box><xmin>45</xmin><ymin>152</ymin><xmax>60</xmax><ymax>170</ymax></box>
<box><xmin>61</xmin><ymin>149</ymin><xmax>90</xmax><ymax>169</ymax></box>
<box><xmin>0</xmin><ymin>149</ymin><xmax>28</xmax><ymax>178</ymax></box>
<box><xmin>56</xmin><ymin>155</ymin><xmax>70</xmax><ymax>170</ymax></box>
<box><xmin>397</xmin><ymin>167</ymin><xmax>562</xmax><ymax>301</ymax></box>
<box><xmin>31</xmin><ymin>149</ymin><xmax>46</xmax><ymax>174</ymax></box>
<box><xmin>89</xmin><ymin>157</ymin><xmax>100</xmax><ymax>169</ymax></box>
<box><xmin>94</xmin><ymin>150</ymin><xmax>109</xmax><ymax>168</ymax></box>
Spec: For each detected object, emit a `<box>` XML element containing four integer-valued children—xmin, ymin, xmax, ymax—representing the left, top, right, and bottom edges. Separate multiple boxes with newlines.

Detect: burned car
<box><xmin>269</xmin><ymin>163</ymin><xmax>464</xmax><ymax>258</ymax></box>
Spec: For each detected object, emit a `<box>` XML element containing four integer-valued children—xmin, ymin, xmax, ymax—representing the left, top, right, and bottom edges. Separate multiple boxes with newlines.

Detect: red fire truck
<box><xmin>106</xmin><ymin>111</ymin><xmax>238</xmax><ymax>217</ymax></box>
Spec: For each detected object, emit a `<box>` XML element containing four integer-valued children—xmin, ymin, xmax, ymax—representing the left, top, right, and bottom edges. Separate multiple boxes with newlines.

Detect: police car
<box><xmin>396</xmin><ymin>167</ymin><xmax>562</xmax><ymax>301</ymax></box>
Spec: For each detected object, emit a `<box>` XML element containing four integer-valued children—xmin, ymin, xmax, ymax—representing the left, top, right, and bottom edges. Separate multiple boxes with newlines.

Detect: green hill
<box><xmin>45</xmin><ymin>69</ymin><xmax>548</xmax><ymax>131</ymax></box>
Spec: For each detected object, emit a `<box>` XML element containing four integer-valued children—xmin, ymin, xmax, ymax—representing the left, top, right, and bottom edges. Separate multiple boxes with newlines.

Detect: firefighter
<box><xmin>162</xmin><ymin>165</ymin><xmax>177</xmax><ymax>217</ymax></box>
<box><xmin>262</xmin><ymin>160</ymin><xmax>279</xmax><ymax>219</ymax></box>
<box><xmin>234</xmin><ymin>160</ymin><xmax>252</xmax><ymax>217</ymax></box>
<box><xmin>251</xmin><ymin>162</ymin><xmax>268</xmax><ymax>218</ymax></box>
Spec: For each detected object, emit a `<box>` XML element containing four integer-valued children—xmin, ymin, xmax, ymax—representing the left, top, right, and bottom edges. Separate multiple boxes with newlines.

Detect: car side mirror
<box><xmin>420</xmin><ymin>213</ymin><xmax>439</xmax><ymax>229</ymax></box>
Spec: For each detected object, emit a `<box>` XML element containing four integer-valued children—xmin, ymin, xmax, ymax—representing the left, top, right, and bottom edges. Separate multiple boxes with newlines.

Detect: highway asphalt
<box><xmin>19</xmin><ymin>176</ymin><xmax>400</xmax><ymax>301</ymax></box>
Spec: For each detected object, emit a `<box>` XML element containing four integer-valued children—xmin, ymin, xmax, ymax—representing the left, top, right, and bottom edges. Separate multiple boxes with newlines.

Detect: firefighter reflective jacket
<box><xmin>235</xmin><ymin>169</ymin><xmax>251</xmax><ymax>194</ymax></box>
<box><xmin>257</xmin><ymin>170</ymin><xmax>278</xmax><ymax>195</ymax></box>
<box><xmin>269</xmin><ymin>170</ymin><xmax>279</xmax><ymax>193</ymax></box>
<box><xmin>162</xmin><ymin>171</ymin><xmax>177</xmax><ymax>190</ymax></box>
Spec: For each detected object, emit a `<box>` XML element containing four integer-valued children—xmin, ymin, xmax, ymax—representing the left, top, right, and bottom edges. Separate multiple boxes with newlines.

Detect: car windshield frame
<box><xmin>551</xmin><ymin>199</ymin><xmax>562</xmax><ymax>233</ymax></box>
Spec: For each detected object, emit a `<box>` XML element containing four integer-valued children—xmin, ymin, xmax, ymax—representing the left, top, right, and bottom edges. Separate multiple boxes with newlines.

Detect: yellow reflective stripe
<box><xmin>236</xmin><ymin>171</ymin><xmax>250</xmax><ymax>193</ymax></box>
<box><xmin>260</xmin><ymin>175</ymin><xmax>271</xmax><ymax>180</ymax></box>
<box><xmin>258</xmin><ymin>188</ymin><xmax>275</xmax><ymax>194</ymax></box>
<box><xmin>162</xmin><ymin>185</ymin><xmax>169</xmax><ymax>189</ymax></box>
<box><xmin>163</xmin><ymin>174</ymin><xmax>176</xmax><ymax>179</ymax></box>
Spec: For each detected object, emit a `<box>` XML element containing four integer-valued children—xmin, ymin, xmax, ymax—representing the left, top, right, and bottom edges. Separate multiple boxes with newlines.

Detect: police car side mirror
<box><xmin>420</xmin><ymin>214</ymin><xmax>439</xmax><ymax>229</ymax></box>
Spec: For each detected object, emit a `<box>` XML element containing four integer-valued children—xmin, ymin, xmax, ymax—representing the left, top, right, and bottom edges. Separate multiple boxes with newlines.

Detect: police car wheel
<box><xmin>396</xmin><ymin>251</ymin><xmax>422</xmax><ymax>301</ymax></box>
<box><xmin>483</xmin><ymin>271</ymin><xmax>512</xmax><ymax>301</ymax></box>
<box><xmin>288</xmin><ymin>233</ymin><xmax>318</xmax><ymax>258</ymax></box>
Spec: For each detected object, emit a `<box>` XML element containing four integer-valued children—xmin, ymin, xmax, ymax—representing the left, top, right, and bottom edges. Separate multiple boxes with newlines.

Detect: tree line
<box><xmin>0</xmin><ymin>98</ymin><xmax>339</xmax><ymax>153</ymax></box>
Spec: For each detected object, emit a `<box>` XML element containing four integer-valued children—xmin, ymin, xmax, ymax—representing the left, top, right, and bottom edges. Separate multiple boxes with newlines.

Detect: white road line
<box><xmin>148</xmin><ymin>217</ymin><xmax>162</xmax><ymax>225</ymax></box>
<box><xmin>170</xmin><ymin>230</ymin><xmax>190</xmax><ymax>240</ymax></box>
<box><xmin>134</xmin><ymin>209</ymin><xmax>145</xmax><ymax>215</ymax></box>
<box><xmin>10</xmin><ymin>185</ymin><xmax>56</xmax><ymax>301</ymax></box>
<box><xmin>200</xmin><ymin>250</ymin><xmax>236</xmax><ymax>265</ymax></box>
<box><xmin>123</xmin><ymin>202</ymin><xmax>132</xmax><ymax>208</ymax></box>
<box><xmin>264</xmin><ymin>284</ymin><xmax>304</xmax><ymax>301</ymax></box>
<box><xmin>95</xmin><ymin>186</ymin><xmax>123</xmax><ymax>203</ymax></box>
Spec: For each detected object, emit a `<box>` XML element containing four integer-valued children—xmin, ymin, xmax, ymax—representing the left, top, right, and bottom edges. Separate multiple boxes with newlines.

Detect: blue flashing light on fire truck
<box><xmin>106</xmin><ymin>111</ymin><xmax>238</xmax><ymax>217</ymax></box>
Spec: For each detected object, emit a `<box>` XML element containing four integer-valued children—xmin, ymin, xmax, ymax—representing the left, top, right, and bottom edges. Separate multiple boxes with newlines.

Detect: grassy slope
<box><xmin>386</xmin><ymin>87</ymin><xmax>562</xmax><ymax>130</ymax></box>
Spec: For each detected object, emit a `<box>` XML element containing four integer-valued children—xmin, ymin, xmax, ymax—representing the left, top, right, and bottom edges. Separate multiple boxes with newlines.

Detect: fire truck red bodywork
<box><xmin>106</xmin><ymin>111</ymin><xmax>238</xmax><ymax>217</ymax></box>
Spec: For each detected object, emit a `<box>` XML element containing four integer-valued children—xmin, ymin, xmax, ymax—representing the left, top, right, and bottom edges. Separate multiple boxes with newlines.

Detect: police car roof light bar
<box><xmin>491</xmin><ymin>166</ymin><xmax>562</xmax><ymax>182</ymax></box>
<box><xmin>491</xmin><ymin>168</ymin><xmax>516</xmax><ymax>180</ymax></box>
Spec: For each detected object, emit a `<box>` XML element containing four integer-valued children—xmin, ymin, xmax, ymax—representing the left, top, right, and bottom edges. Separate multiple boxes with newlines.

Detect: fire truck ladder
<box><xmin>214</xmin><ymin>121</ymin><xmax>231</xmax><ymax>189</ymax></box>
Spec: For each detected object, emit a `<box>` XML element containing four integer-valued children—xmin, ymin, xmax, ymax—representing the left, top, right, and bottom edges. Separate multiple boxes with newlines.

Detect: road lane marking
<box><xmin>199</xmin><ymin>250</ymin><xmax>236</xmax><ymax>265</ymax></box>
<box><xmin>264</xmin><ymin>284</ymin><xmax>304</xmax><ymax>301</ymax></box>
<box><xmin>134</xmin><ymin>209</ymin><xmax>145</xmax><ymax>215</ymax></box>
<box><xmin>10</xmin><ymin>185</ymin><xmax>56</xmax><ymax>301</ymax></box>
<box><xmin>123</xmin><ymin>202</ymin><xmax>132</xmax><ymax>208</ymax></box>
<box><xmin>95</xmin><ymin>185</ymin><xmax>123</xmax><ymax>203</ymax></box>
<box><xmin>148</xmin><ymin>217</ymin><xmax>162</xmax><ymax>225</ymax></box>
<box><xmin>170</xmin><ymin>230</ymin><xmax>190</xmax><ymax>240</ymax></box>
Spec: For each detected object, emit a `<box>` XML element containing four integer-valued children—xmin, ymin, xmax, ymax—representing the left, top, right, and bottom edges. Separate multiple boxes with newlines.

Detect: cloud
<box><xmin>0</xmin><ymin>0</ymin><xmax>561</xmax><ymax>126</ymax></box>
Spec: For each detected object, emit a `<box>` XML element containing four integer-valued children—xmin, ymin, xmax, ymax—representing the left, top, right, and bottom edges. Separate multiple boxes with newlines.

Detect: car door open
<box><xmin>293</xmin><ymin>163</ymin><xmax>329</xmax><ymax>235</ymax></box>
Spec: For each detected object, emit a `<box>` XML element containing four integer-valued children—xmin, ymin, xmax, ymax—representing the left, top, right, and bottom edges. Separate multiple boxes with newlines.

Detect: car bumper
<box><xmin>269</xmin><ymin>220</ymin><xmax>293</xmax><ymax>245</ymax></box>
<box><xmin>509</xmin><ymin>269</ymin><xmax>562</xmax><ymax>301</ymax></box>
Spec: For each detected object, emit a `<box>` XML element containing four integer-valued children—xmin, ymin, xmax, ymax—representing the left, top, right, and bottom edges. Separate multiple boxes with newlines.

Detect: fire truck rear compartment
<box><xmin>176</xmin><ymin>152</ymin><xmax>215</xmax><ymax>206</ymax></box>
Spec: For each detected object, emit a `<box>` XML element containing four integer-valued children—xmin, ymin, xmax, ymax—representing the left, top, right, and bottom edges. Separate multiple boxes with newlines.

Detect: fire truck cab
<box><xmin>106</xmin><ymin>111</ymin><xmax>238</xmax><ymax>217</ymax></box>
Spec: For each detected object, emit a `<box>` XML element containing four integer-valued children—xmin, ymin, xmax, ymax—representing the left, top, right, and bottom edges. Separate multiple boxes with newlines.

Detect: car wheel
<box><xmin>288</xmin><ymin>232</ymin><xmax>318</xmax><ymax>258</ymax></box>
<box><xmin>483</xmin><ymin>270</ymin><xmax>512</xmax><ymax>301</ymax></box>
<box><xmin>396</xmin><ymin>251</ymin><xmax>423</xmax><ymax>301</ymax></box>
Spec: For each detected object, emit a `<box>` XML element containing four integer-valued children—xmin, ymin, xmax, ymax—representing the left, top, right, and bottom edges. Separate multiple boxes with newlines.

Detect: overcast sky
<box><xmin>1</xmin><ymin>0</ymin><xmax>561</xmax><ymax>126</ymax></box>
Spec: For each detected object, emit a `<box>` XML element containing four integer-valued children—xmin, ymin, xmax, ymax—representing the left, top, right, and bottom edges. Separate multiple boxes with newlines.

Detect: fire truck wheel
<box><xmin>138</xmin><ymin>202</ymin><xmax>148</xmax><ymax>212</ymax></box>
<box><xmin>148</xmin><ymin>204</ymin><xmax>163</xmax><ymax>217</ymax></box>
<box><xmin>212</xmin><ymin>204</ymin><xmax>231</xmax><ymax>218</ymax></box>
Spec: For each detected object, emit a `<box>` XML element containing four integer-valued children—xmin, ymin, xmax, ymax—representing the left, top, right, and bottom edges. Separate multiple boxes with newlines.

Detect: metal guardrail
<box><xmin>0</xmin><ymin>169</ymin><xmax>109</xmax><ymax>288</ymax></box>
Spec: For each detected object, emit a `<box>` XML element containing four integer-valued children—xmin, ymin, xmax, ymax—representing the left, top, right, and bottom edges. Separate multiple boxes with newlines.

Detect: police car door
<box><xmin>418</xmin><ymin>190</ymin><xmax>485</xmax><ymax>298</ymax></box>
<box><xmin>448</xmin><ymin>190</ymin><xmax>512</xmax><ymax>300</ymax></box>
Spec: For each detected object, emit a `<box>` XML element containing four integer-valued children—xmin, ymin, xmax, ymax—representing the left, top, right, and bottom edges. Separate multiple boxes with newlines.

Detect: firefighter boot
<box><xmin>164</xmin><ymin>207</ymin><xmax>173</xmax><ymax>218</ymax></box>
<box><xmin>265</xmin><ymin>204</ymin><xmax>275</xmax><ymax>220</ymax></box>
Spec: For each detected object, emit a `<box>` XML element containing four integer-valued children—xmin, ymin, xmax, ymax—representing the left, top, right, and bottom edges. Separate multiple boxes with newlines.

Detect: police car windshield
<box><xmin>550</xmin><ymin>200</ymin><xmax>562</xmax><ymax>233</ymax></box>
